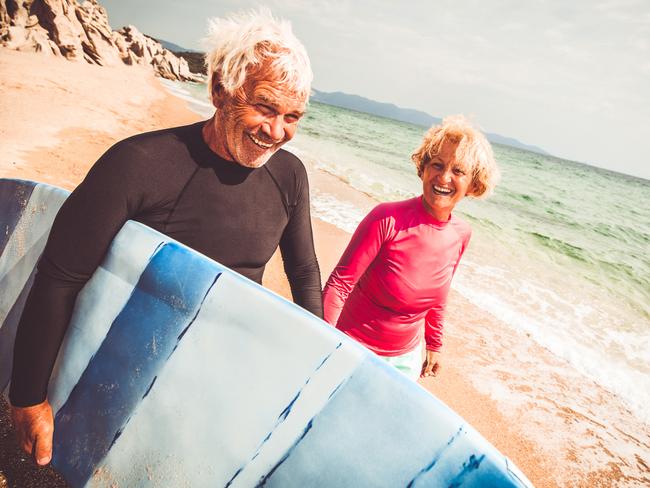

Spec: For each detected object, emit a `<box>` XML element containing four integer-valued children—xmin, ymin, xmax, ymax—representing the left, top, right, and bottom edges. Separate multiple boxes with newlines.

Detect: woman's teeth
<box><xmin>433</xmin><ymin>185</ymin><xmax>452</xmax><ymax>194</ymax></box>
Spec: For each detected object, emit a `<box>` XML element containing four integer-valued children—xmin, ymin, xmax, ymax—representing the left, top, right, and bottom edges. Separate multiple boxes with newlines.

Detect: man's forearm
<box><xmin>10</xmin><ymin>271</ymin><xmax>81</xmax><ymax>406</ymax></box>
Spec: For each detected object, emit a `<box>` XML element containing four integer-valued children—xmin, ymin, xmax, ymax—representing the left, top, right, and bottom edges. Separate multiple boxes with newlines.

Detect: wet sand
<box><xmin>1</xmin><ymin>47</ymin><xmax>648</xmax><ymax>487</ymax></box>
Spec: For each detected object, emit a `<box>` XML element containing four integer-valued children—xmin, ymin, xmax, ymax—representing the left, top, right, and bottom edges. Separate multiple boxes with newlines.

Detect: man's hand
<box><xmin>10</xmin><ymin>399</ymin><xmax>54</xmax><ymax>465</ymax></box>
<box><xmin>420</xmin><ymin>350</ymin><xmax>442</xmax><ymax>378</ymax></box>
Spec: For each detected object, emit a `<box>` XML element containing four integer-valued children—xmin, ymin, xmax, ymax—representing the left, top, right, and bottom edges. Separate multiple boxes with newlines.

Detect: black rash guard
<box><xmin>10</xmin><ymin>121</ymin><xmax>323</xmax><ymax>406</ymax></box>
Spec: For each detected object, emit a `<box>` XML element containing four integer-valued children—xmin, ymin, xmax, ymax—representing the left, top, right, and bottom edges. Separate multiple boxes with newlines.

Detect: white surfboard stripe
<box><xmin>226</xmin><ymin>341</ymin><xmax>363</xmax><ymax>488</ymax></box>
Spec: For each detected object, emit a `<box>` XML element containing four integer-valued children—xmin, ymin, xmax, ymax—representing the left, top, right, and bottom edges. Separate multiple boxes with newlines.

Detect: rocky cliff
<box><xmin>0</xmin><ymin>0</ymin><xmax>203</xmax><ymax>82</ymax></box>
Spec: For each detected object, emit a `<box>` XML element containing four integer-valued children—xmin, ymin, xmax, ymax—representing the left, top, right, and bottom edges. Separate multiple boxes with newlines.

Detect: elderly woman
<box><xmin>323</xmin><ymin>115</ymin><xmax>498</xmax><ymax>381</ymax></box>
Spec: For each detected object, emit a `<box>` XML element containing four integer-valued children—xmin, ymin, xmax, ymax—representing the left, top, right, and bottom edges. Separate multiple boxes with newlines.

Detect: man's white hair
<box><xmin>203</xmin><ymin>9</ymin><xmax>313</xmax><ymax>101</ymax></box>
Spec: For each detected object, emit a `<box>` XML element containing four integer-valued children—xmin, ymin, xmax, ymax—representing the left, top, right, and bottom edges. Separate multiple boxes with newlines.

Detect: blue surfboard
<box><xmin>0</xmin><ymin>178</ymin><xmax>534</xmax><ymax>487</ymax></box>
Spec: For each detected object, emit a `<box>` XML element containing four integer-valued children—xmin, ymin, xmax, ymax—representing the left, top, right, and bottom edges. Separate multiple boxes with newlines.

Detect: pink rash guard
<box><xmin>323</xmin><ymin>196</ymin><xmax>471</xmax><ymax>356</ymax></box>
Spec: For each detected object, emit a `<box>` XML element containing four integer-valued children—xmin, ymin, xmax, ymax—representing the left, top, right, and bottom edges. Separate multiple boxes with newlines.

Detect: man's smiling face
<box><xmin>209</xmin><ymin>65</ymin><xmax>307</xmax><ymax>168</ymax></box>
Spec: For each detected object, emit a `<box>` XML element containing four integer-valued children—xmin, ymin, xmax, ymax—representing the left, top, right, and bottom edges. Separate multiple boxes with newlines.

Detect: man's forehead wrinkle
<box><xmin>251</xmin><ymin>85</ymin><xmax>305</xmax><ymax>112</ymax></box>
<box><xmin>254</xmin><ymin>92</ymin><xmax>279</xmax><ymax>105</ymax></box>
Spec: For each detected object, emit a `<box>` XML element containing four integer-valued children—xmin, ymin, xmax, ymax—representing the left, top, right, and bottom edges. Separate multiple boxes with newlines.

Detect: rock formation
<box><xmin>0</xmin><ymin>0</ymin><xmax>203</xmax><ymax>82</ymax></box>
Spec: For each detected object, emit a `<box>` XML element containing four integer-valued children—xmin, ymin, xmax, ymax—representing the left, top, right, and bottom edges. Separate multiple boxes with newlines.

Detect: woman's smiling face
<box><xmin>420</xmin><ymin>139</ymin><xmax>474</xmax><ymax>221</ymax></box>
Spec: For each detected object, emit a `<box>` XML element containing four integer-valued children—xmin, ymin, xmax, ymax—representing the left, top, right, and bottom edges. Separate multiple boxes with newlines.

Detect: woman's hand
<box><xmin>420</xmin><ymin>350</ymin><xmax>442</xmax><ymax>378</ymax></box>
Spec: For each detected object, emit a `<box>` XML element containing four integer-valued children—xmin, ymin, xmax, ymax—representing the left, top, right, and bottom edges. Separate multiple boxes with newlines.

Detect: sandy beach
<box><xmin>1</xmin><ymin>47</ymin><xmax>648</xmax><ymax>487</ymax></box>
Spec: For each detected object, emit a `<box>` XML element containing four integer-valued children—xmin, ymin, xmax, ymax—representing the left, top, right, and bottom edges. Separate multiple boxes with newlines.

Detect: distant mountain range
<box><xmin>312</xmin><ymin>89</ymin><xmax>442</xmax><ymax>128</ymax></box>
<box><xmin>311</xmin><ymin>90</ymin><xmax>550</xmax><ymax>155</ymax></box>
<box><xmin>157</xmin><ymin>39</ymin><xmax>549</xmax><ymax>155</ymax></box>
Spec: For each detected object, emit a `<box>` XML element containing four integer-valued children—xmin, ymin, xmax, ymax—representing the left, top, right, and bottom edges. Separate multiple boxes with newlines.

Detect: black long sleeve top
<box><xmin>10</xmin><ymin>121</ymin><xmax>323</xmax><ymax>406</ymax></box>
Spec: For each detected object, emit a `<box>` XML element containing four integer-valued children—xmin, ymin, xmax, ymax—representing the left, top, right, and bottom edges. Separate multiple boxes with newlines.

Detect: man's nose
<box><xmin>261</xmin><ymin>116</ymin><xmax>285</xmax><ymax>142</ymax></box>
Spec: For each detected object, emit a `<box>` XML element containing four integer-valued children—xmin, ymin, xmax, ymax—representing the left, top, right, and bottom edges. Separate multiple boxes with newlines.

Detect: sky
<box><xmin>101</xmin><ymin>0</ymin><xmax>650</xmax><ymax>180</ymax></box>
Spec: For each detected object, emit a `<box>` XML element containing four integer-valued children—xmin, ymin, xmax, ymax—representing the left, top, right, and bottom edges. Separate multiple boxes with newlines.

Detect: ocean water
<box><xmin>162</xmin><ymin>80</ymin><xmax>650</xmax><ymax>426</ymax></box>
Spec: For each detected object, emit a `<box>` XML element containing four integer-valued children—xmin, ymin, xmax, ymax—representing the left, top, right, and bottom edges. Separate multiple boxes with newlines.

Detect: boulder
<box><xmin>76</xmin><ymin>0</ymin><xmax>121</xmax><ymax>66</ymax></box>
<box><xmin>114</xmin><ymin>24</ymin><xmax>203</xmax><ymax>82</ymax></box>
<box><xmin>32</xmin><ymin>0</ymin><xmax>88</xmax><ymax>60</ymax></box>
<box><xmin>0</xmin><ymin>0</ymin><xmax>203</xmax><ymax>81</ymax></box>
<box><xmin>5</xmin><ymin>22</ymin><xmax>59</xmax><ymax>54</ymax></box>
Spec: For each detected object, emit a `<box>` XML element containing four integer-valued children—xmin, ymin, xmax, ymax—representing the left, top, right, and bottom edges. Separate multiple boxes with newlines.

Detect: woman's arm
<box><xmin>322</xmin><ymin>204</ymin><xmax>391</xmax><ymax>326</ymax></box>
<box><xmin>422</xmin><ymin>224</ymin><xmax>472</xmax><ymax>371</ymax></box>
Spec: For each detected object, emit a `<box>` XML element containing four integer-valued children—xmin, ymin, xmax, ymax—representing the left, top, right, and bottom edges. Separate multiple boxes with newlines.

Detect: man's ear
<box><xmin>211</xmin><ymin>74</ymin><xmax>225</xmax><ymax>108</ymax></box>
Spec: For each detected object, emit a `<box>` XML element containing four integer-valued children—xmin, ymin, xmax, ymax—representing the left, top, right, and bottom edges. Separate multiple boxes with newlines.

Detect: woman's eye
<box><xmin>453</xmin><ymin>168</ymin><xmax>466</xmax><ymax>175</ymax></box>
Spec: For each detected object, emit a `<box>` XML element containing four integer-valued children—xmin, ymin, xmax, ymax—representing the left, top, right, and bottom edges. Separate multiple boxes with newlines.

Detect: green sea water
<box><xmin>165</xmin><ymin>81</ymin><xmax>650</xmax><ymax>425</ymax></box>
<box><xmin>295</xmin><ymin>102</ymin><xmax>650</xmax><ymax>425</ymax></box>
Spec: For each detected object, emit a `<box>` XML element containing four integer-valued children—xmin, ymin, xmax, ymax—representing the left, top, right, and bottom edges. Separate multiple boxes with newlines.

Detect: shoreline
<box><xmin>1</xmin><ymin>47</ymin><xmax>648</xmax><ymax>487</ymax></box>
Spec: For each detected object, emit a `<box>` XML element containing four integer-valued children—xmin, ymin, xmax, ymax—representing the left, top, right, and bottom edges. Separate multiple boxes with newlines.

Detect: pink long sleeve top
<box><xmin>323</xmin><ymin>196</ymin><xmax>471</xmax><ymax>356</ymax></box>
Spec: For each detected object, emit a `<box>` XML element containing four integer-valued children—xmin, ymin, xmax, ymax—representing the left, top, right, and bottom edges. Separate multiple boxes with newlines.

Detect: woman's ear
<box><xmin>468</xmin><ymin>179</ymin><xmax>482</xmax><ymax>197</ymax></box>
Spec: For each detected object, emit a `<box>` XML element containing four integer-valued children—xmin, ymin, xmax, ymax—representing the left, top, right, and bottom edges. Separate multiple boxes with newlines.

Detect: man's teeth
<box><xmin>248</xmin><ymin>133</ymin><xmax>273</xmax><ymax>149</ymax></box>
<box><xmin>433</xmin><ymin>185</ymin><xmax>452</xmax><ymax>194</ymax></box>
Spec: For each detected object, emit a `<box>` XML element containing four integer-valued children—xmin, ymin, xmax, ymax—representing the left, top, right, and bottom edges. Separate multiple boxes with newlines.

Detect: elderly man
<box><xmin>10</xmin><ymin>10</ymin><xmax>322</xmax><ymax>466</ymax></box>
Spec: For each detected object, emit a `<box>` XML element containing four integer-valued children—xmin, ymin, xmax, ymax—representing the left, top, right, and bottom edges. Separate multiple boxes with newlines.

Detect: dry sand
<box><xmin>1</xmin><ymin>47</ymin><xmax>647</xmax><ymax>487</ymax></box>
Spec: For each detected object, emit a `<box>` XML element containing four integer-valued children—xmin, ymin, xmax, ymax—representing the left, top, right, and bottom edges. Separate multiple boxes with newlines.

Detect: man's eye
<box><xmin>256</xmin><ymin>104</ymin><xmax>275</xmax><ymax>115</ymax></box>
<box><xmin>285</xmin><ymin>114</ymin><xmax>301</xmax><ymax>123</ymax></box>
